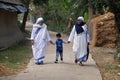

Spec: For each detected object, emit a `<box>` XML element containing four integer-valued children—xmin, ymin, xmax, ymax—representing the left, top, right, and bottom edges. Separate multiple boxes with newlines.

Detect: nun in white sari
<box><xmin>31</xmin><ymin>17</ymin><xmax>52</xmax><ymax>65</ymax></box>
<box><xmin>68</xmin><ymin>16</ymin><xmax>90</xmax><ymax>66</ymax></box>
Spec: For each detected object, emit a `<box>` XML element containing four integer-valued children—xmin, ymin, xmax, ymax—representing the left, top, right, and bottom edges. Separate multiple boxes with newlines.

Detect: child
<box><xmin>53</xmin><ymin>33</ymin><xmax>67</xmax><ymax>63</ymax></box>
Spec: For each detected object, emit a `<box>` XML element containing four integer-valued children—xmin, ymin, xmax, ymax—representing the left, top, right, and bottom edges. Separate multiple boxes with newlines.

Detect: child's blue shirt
<box><xmin>55</xmin><ymin>39</ymin><xmax>66</xmax><ymax>53</ymax></box>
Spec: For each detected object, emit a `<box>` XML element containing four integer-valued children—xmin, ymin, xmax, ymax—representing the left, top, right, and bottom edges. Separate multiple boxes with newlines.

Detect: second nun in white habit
<box><xmin>68</xmin><ymin>16</ymin><xmax>90</xmax><ymax>66</ymax></box>
<box><xmin>31</xmin><ymin>17</ymin><xmax>53</xmax><ymax>65</ymax></box>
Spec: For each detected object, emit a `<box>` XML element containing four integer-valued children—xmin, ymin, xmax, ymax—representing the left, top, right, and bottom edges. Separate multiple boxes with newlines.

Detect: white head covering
<box><xmin>36</xmin><ymin>17</ymin><xmax>44</xmax><ymax>24</ymax></box>
<box><xmin>33</xmin><ymin>17</ymin><xmax>47</xmax><ymax>40</ymax></box>
<box><xmin>77</xmin><ymin>16</ymin><xmax>84</xmax><ymax>22</ymax></box>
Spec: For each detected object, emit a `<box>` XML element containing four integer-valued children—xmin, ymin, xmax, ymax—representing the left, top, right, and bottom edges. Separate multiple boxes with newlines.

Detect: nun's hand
<box><xmin>67</xmin><ymin>41</ymin><xmax>71</xmax><ymax>44</ymax></box>
<box><xmin>49</xmin><ymin>40</ymin><xmax>54</xmax><ymax>45</ymax></box>
<box><xmin>87</xmin><ymin>43</ymin><xmax>90</xmax><ymax>47</ymax></box>
<box><xmin>31</xmin><ymin>40</ymin><xmax>34</xmax><ymax>45</ymax></box>
<box><xmin>88</xmin><ymin>43</ymin><xmax>90</xmax><ymax>45</ymax></box>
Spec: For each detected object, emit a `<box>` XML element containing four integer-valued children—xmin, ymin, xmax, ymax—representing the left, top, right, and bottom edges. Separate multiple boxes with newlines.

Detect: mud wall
<box><xmin>0</xmin><ymin>9</ymin><xmax>23</xmax><ymax>48</ymax></box>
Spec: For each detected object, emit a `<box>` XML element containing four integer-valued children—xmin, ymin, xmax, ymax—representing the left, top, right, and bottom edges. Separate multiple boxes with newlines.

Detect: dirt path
<box><xmin>0</xmin><ymin>31</ymin><xmax>102</xmax><ymax>80</ymax></box>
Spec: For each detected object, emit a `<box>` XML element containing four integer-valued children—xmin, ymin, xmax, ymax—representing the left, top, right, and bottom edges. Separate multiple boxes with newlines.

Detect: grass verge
<box><xmin>0</xmin><ymin>40</ymin><xmax>32</xmax><ymax>76</ymax></box>
<box><xmin>91</xmin><ymin>47</ymin><xmax>120</xmax><ymax>80</ymax></box>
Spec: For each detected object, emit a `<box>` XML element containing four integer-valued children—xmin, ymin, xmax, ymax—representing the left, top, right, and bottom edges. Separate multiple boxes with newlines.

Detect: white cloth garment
<box><xmin>77</xmin><ymin>16</ymin><xmax>84</xmax><ymax>22</ymax></box>
<box><xmin>36</xmin><ymin>17</ymin><xmax>44</xmax><ymax>24</ymax></box>
<box><xmin>68</xmin><ymin>24</ymin><xmax>90</xmax><ymax>62</ymax></box>
<box><xmin>31</xmin><ymin>23</ymin><xmax>51</xmax><ymax>63</ymax></box>
<box><xmin>32</xmin><ymin>23</ymin><xmax>47</xmax><ymax>40</ymax></box>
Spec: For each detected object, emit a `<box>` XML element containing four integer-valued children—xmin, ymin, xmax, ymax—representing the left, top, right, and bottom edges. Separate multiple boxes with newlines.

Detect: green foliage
<box><xmin>91</xmin><ymin>0</ymin><xmax>108</xmax><ymax>14</ymax></box>
<box><xmin>47</xmin><ymin>24</ymin><xmax>67</xmax><ymax>33</ymax></box>
<box><xmin>45</xmin><ymin>0</ymin><xmax>88</xmax><ymax>32</ymax></box>
<box><xmin>63</xmin><ymin>0</ymin><xmax>87</xmax><ymax>18</ymax></box>
<box><xmin>45</xmin><ymin>0</ymin><xmax>68</xmax><ymax>32</ymax></box>
<box><xmin>20</xmin><ymin>0</ymin><xmax>30</xmax><ymax>6</ymax></box>
<box><xmin>84</xmin><ymin>12</ymin><xmax>88</xmax><ymax>22</ymax></box>
<box><xmin>31</xmin><ymin>0</ymin><xmax>48</xmax><ymax>6</ymax></box>
<box><xmin>108</xmin><ymin>0</ymin><xmax>120</xmax><ymax>14</ymax></box>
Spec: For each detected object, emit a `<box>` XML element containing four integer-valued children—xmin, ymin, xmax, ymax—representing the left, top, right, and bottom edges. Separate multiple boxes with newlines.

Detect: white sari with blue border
<box><xmin>68</xmin><ymin>24</ymin><xmax>90</xmax><ymax>62</ymax></box>
<box><xmin>31</xmin><ymin>24</ymin><xmax>51</xmax><ymax>64</ymax></box>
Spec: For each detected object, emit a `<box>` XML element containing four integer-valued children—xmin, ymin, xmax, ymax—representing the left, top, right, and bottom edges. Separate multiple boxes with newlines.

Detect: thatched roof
<box><xmin>0</xmin><ymin>0</ymin><xmax>27</xmax><ymax>13</ymax></box>
<box><xmin>0</xmin><ymin>0</ymin><xmax>23</xmax><ymax>5</ymax></box>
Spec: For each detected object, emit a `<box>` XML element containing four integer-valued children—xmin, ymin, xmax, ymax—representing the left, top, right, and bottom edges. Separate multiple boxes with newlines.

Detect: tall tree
<box><xmin>20</xmin><ymin>0</ymin><xmax>49</xmax><ymax>32</ymax></box>
<box><xmin>31</xmin><ymin>0</ymin><xmax>49</xmax><ymax>21</ymax></box>
<box><xmin>108</xmin><ymin>0</ymin><xmax>120</xmax><ymax>32</ymax></box>
<box><xmin>108</xmin><ymin>0</ymin><xmax>120</xmax><ymax>60</ymax></box>
<box><xmin>20</xmin><ymin>0</ymin><xmax>30</xmax><ymax>32</ymax></box>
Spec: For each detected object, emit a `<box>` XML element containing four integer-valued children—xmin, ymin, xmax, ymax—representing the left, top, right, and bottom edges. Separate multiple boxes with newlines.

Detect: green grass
<box><xmin>105</xmin><ymin>64</ymin><xmax>113</xmax><ymax>73</ymax></box>
<box><xmin>0</xmin><ymin>40</ymin><xmax>32</xmax><ymax>70</ymax></box>
<box><xmin>104</xmin><ymin>64</ymin><xmax>120</xmax><ymax>75</ymax></box>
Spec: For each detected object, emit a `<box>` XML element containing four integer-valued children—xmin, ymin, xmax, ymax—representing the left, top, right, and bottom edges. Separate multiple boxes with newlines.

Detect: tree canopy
<box><xmin>20</xmin><ymin>0</ymin><xmax>120</xmax><ymax>33</ymax></box>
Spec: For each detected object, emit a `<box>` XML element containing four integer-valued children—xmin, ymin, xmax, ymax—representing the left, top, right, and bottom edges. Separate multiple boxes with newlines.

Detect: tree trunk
<box><xmin>67</xmin><ymin>17</ymin><xmax>72</xmax><ymax>34</ymax></box>
<box><xmin>108</xmin><ymin>0</ymin><xmax>120</xmax><ymax>60</ymax></box>
<box><xmin>21</xmin><ymin>10</ymin><xmax>29</xmax><ymax>32</ymax></box>
<box><xmin>115</xmin><ymin>13</ymin><xmax>120</xmax><ymax>61</ymax></box>
<box><xmin>88</xmin><ymin>0</ymin><xmax>93</xmax><ymax>41</ymax></box>
<box><xmin>88</xmin><ymin>7</ymin><xmax>93</xmax><ymax>19</ymax></box>
<box><xmin>21</xmin><ymin>0</ymin><xmax>30</xmax><ymax>32</ymax></box>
